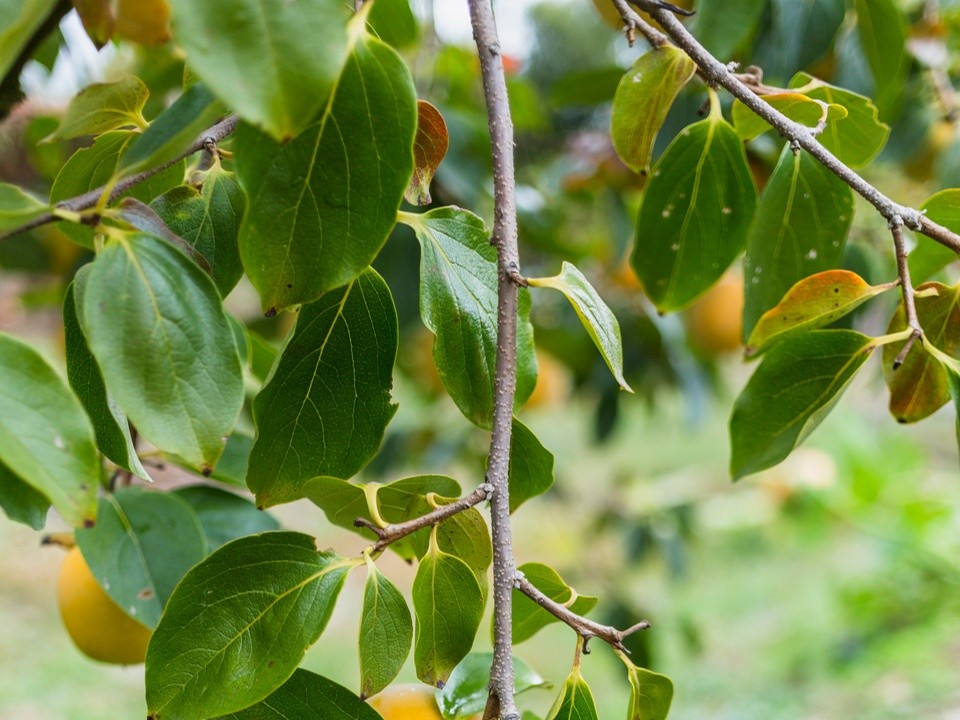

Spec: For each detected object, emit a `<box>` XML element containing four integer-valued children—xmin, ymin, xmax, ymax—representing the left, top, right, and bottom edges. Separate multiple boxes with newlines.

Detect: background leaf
<box><xmin>611</xmin><ymin>46</ymin><xmax>696</xmax><ymax>174</ymax></box>
<box><xmin>507</xmin><ymin>418</ymin><xmax>554</xmax><ymax>512</ymax></box>
<box><xmin>632</xmin><ymin>103</ymin><xmax>757</xmax><ymax>312</ymax></box>
<box><xmin>436</xmin><ymin>652</ymin><xmax>551</xmax><ymax>719</ymax></box>
<box><xmin>730</xmin><ymin>330</ymin><xmax>876</xmax><ymax>479</ymax></box>
<box><xmin>0</xmin><ymin>0</ymin><xmax>58</xmax><ymax>80</ymax></box>
<box><xmin>168</xmin><ymin>0</ymin><xmax>351</xmax><ymax>141</ymax></box>
<box><xmin>146</xmin><ymin>532</ymin><xmax>357</xmax><ymax>720</ymax></box>
<box><xmin>402</xmin><ymin>207</ymin><xmax>538</xmax><ymax>427</ymax></box>
<box><xmin>909</xmin><ymin>190</ymin><xmax>960</xmax><ymax>283</ymax></box>
<box><xmin>0</xmin><ymin>461</ymin><xmax>50</xmax><ymax>530</ymax></box>
<box><xmin>359</xmin><ymin>562</ymin><xmax>413</xmax><ymax>699</ymax></box>
<box><xmin>75</xmin><ymin>487</ymin><xmax>207</xmax><ymax>629</ymax></box>
<box><xmin>367</xmin><ymin>0</ymin><xmax>419</xmax><ymax>49</ymax></box>
<box><xmin>235</xmin><ymin>32</ymin><xmax>416</xmax><ymax>312</ymax></box>
<box><xmin>83</xmin><ymin>233</ymin><xmax>243</xmax><ymax>470</ymax></box>
<box><xmin>512</xmin><ymin>563</ymin><xmax>598</xmax><ymax>644</ymax></box>
<box><xmin>742</xmin><ymin>145</ymin><xmax>855</xmax><ymax>339</ymax></box>
<box><xmin>0</xmin><ymin>182</ymin><xmax>48</xmax><ymax>231</ymax></box>
<box><xmin>854</xmin><ymin>0</ymin><xmax>907</xmax><ymax>121</ymax></box>
<box><xmin>246</xmin><ymin>269</ymin><xmax>398</xmax><ymax>508</ymax></box>
<box><xmin>172</xmin><ymin>485</ymin><xmax>280</xmax><ymax>551</ymax></box>
<box><xmin>753</xmin><ymin>0</ymin><xmax>845</xmax><ymax>84</ymax></box>
<box><xmin>45</xmin><ymin>76</ymin><xmax>148</xmax><ymax>142</ymax></box>
<box><xmin>0</xmin><ymin>332</ymin><xmax>99</xmax><ymax>527</ymax></box>
<box><xmin>689</xmin><ymin>0</ymin><xmax>766</xmax><ymax>59</ymax></box>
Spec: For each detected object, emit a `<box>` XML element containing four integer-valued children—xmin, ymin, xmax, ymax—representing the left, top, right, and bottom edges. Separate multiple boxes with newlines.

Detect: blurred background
<box><xmin>2</xmin><ymin>0</ymin><xmax>960</xmax><ymax>718</ymax></box>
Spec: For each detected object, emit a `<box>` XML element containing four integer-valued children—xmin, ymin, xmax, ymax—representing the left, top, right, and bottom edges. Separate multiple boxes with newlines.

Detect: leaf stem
<box><xmin>514</xmin><ymin>573</ymin><xmax>650</xmax><ymax>654</ymax></box>
<box><xmin>627</xmin><ymin>1</ymin><xmax>960</xmax><ymax>255</ymax></box>
<box><xmin>0</xmin><ymin>114</ymin><xmax>240</xmax><ymax>243</ymax></box>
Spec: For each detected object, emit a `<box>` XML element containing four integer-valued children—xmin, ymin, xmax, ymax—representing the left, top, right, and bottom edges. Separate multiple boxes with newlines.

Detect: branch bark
<box><xmin>514</xmin><ymin>574</ymin><xmax>650</xmax><ymax>653</ymax></box>
<box><xmin>0</xmin><ymin>114</ymin><xmax>239</xmax><ymax>242</ymax></box>
<box><xmin>630</xmin><ymin>0</ymin><xmax>960</xmax><ymax>256</ymax></box>
<box><xmin>467</xmin><ymin>1</ymin><xmax>522</xmax><ymax>718</ymax></box>
<box><xmin>892</xmin><ymin>222</ymin><xmax>923</xmax><ymax>368</ymax></box>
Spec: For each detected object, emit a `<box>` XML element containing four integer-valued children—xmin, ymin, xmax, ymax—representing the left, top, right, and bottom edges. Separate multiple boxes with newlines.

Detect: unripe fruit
<box><xmin>57</xmin><ymin>547</ymin><xmax>152</xmax><ymax>664</ymax></box>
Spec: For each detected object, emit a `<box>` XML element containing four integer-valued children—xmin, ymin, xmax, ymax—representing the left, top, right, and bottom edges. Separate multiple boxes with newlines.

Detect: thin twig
<box><xmin>0</xmin><ymin>114</ymin><xmax>240</xmax><ymax>242</ymax></box>
<box><xmin>514</xmin><ymin>574</ymin><xmax>650</xmax><ymax>654</ymax></box>
<box><xmin>467</xmin><ymin>1</ymin><xmax>523</xmax><ymax>718</ymax></box>
<box><xmin>892</xmin><ymin>222</ymin><xmax>923</xmax><ymax>369</ymax></box>
<box><xmin>355</xmin><ymin>484</ymin><xmax>492</xmax><ymax>554</ymax></box>
<box><xmin>609</xmin><ymin>0</ymin><xmax>668</xmax><ymax>47</ymax></box>
<box><xmin>630</xmin><ymin>0</ymin><xmax>960</xmax><ymax>256</ymax></box>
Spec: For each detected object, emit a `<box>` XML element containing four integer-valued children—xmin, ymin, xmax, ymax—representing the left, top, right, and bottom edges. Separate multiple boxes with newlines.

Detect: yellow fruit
<box><xmin>57</xmin><ymin>547</ymin><xmax>152</xmax><ymax>664</ymax></box>
<box><xmin>367</xmin><ymin>684</ymin><xmax>443</xmax><ymax>720</ymax></box>
<box><xmin>684</xmin><ymin>271</ymin><xmax>744</xmax><ymax>356</ymax></box>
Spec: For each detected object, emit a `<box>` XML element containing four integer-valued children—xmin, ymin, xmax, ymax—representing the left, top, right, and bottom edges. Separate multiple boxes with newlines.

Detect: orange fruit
<box><xmin>367</xmin><ymin>684</ymin><xmax>444</xmax><ymax>720</ymax></box>
<box><xmin>57</xmin><ymin>547</ymin><xmax>152</xmax><ymax>664</ymax></box>
<box><xmin>684</xmin><ymin>271</ymin><xmax>744</xmax><ymax>356</ymax></box>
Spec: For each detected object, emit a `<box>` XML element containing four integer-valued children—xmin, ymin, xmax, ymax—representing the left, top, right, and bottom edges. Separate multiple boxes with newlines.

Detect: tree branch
<box><xmin>609</xmin><ymin>0</ymin><xmax>668</xmax><ymax>48</ymax></box>
<box><xmin>892</xmin><ymin>222</ymin><xmax>923</xmax><ymax>369</ymax></box>
<box><xmin>629</xmin><ymin>0</ymin><xmax>960</xmax><ymax>256</ymax></box>
<box><xmin>514</xmin><ymin>574</ymin><xmax>650</xmax><ymax>653</ymax></box>
<box><xmin>467</xmin><ymin>1</ymin><xmax>523</xmax><ymax>718</ymax></box>
<box><xmin>355</xmin><ymin>484</ymin><xmax>493</xmax><ymax>554</ymax></box>
<box><xmin>0</xmin><ymin>114</ymin><xmax>239</xmax><ymax>243</ymax></box>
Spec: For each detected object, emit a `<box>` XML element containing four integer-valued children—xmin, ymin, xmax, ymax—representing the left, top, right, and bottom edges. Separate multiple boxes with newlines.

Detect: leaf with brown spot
<box><xmin>883</xmin><ymin>283</ymin><xmax>960</xmax><ymax>423</ymax></box>
<box><xmin>405</xmin><ymin>100</ymin><xmax>449</xmax><ymax>206</ymax></box>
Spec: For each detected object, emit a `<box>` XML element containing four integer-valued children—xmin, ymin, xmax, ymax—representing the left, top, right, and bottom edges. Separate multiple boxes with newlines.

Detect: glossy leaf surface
<box><xmin>402</xmin><ymin>207</ymin><xmax>537</xmax><ymax>427</ymax></box>
<box><xmin>406</xmin><ymin>100</ymin><xmax>449</xmax><ymax>206</ymax></box>
<box><xmin>746</xmin><ymin>270</ymin><xmax>893</xmax><ymax>356</ymax></box>
<box><xmin>854</xmin><ymin>0</ymin><xmax>907</xmax><ymax>120</ymax></box>
<box><xmin>513</xmin><ymin>563</ymin><xmax>598</xmax><ymax>644</ymax></box>
<box><xmin>731</xmin><ymin>330</ymin><xmax>875</xmax><ymax>479</ymax></box>
<box><xmin>247</xmin><ymin>270</ymin><xmax>398</xmax><ymax>508</ymax></box>
<box><xmin>632</xmin><ymin>103</ymin><xmax>757</xmax><ymax>311</ymax></box>
<box><xmin>83</xmin><ymin>233</ymin><xmax>243</xmax><ymax>470</ymax></box>
<box><xmin>168</xmin><ymin>0</ymin><xmax>351</xmax><ymax>141</ymax></box>
<box><xmin>883</xmin><ymin>283</ymin><xmax>960</xmax><ymax>423</ymax></box>
<box><xmin>909</xmin><ymin>190</ymin><xmax>960</xmax><ymax>283</ymax></box>
<box><xmin>172</xmin><ymin>485</ymin><xmax>280</xmax><ymax>551</ymax></box>
<box><xmin>235</xmin><ymin>32</ymin><xmax>416</xmax><ymax>312</ymax></box>
<box><xmin>544</xmin><ymin>668</ymin><xmax>599</xmax><ymax>720</ymax></box>
<box><xmin>0</xmin><ymin>333</ymin><xmax>98</xmax><ymax>527</ymax></box>
<box><xmin>611</xmin><ymin>46</ymin><xmax>696</xmax><ymax>174</ymax></box>
<box><xmin>742</xmin><ymin>144</ymin><xmax>854</xmax><ymax>339</ymax></box>
<box><xmin>146</xmin><ymin>532</ymin><xmax>357</xmax><ymax>720</ymax></box>
<box><xmin>46</xmin><ymin>76</ymin><xmax>148</xmax><ymax>142</ymax></box>
<box><xmin>75</xmin><ymin>487</ymin><xmax>206</xmax><ymax>629</ymax></box>
<box><xmin>413</xmin><ymin>531</ymin><xmax>484</xmax><ymax>687</ymax></box>
<box><xmin>528</xmin><ymin>261</ymin><xmax>631</xmax><ymax>391</ymax></box>
<box><xmin>619</xmin><ymin>653</ymin><xmax>674</xmax><ymax>720</ymax></box>
<box><xmin>437</xmin><ymin>653</ymin><xmax>550</xmax><ymax>719</ymax></box>
<box><xmin>508</xmin><ymin>418</ymin><xmax>555</xmax><ymax>512</ymax></box>
<box><xmin>359</xmin><ymin>561</ymin><xmax>413</xmax><ymax>699</ymax></box>
<box><xmin>368</xmin><ymin>0</ymin><xmax>419</xmax><ymax>49</ymax></box>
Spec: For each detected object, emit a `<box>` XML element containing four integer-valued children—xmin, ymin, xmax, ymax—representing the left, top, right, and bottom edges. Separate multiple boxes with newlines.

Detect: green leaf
<box><xmin>437</xmin><ymin>653</ymin><xmax>551</xmax><ymax>719</ymax></box>
<box><xmin>359</xmin><ymin>560</ymin><xmax>413</xmax><ymax>699</ymax></box>
<box><xmin>631</xmin><ymin>98</ymin><xmax>757</xmax><ymax>312</ymax></box>
<box><xmin>689</xmin><ymin>0</ymin><xmax>766</xmax><ymax>59</ymax></box>
<box><xmin>368</xmin><ymin>0</ymin><xmax>419</xmax><ymax>49</ymax></box>
<box><xmin>854</xmin><ymin>0</ymin><xmax>907</xmax><ymax>120</ymax></box>
<box><xmin>909</xmin><ymin>190</ymin><xmax>960</xmax><ymax>283</ymax></box>
<box><xmin>0</xmin><ymin>0</ymin><xmax>59</xmax><ymax>81</ymax></box>
<box><xmin>45</xmin><ymin>76</ymin><xmax>148</xmax><ymax>142</ymax></box>
<box><xmin>755</xmin><ymin>0</ymin><xmax>844</xmax><ymax>83</ymax></box>
<box><xmin>50</xmin><ymin>131</ymin><xmax>185</xmax><ymax>247</ymax></box>
<box><xmin>421</xmin><ymin>507</ymin><xmax>492</xmax><ymax>599</ymax></box>
<box><xmin>64</xmin><ymin>267</ymin><xmax>150</xmax><ymax>480</ymax></box>
<box><xmin>235</xmin><ymin>31</ymin><xmax>416</xmax><ymax>312</ymax></box>
<box><xmin>925</xmin><ymin>345</ymin><xmax>960</xmax><ymax>469</ymax></box>
<box><xmin>212</xmin><ymin>669</ymin><xmax>385</xmax><ymax>720</ymax></box>
<box><xmin>731</xmin><ymin>93</ymin><xmax>848</xmax><ymax>142</ymax></box>
<box><xmin>115</xmin><ymin>198</ymin><xmax>216</xmax><ymax>279</ymax></box>
<box><xmin>550</xmin><ymin>67</ymin><xmax>624</xmax><ymax>108</ymax></box>
<box><xmin>162</xmin><ymin>430</ymin><xmax>254</xmax><ymax>488</ymax></box>
<box><xmin>74</xmin><ymin>487</ymin><xmax>207</xmax><ymax>629</ymax></box>
<box><xmin>172</xmin><ymin>485</ymin><xmax>280</xmax><ymax>551</ymax></box>
<box><xmin>247</xmin><ymin>269</ymin><xmax>398</xmax><ymax>508</ymax></box>
<box><xmin>507</xmin><ymin>418</ymin><xmax>554</xmax><ymax>513</ymax></box>
<box><xmin>618</xmin><ymin>653</ymin><xmax>673</xmax><ymax>720</ymax></box>
<box><xmin>746</xmin><ymin>270</ymin><xmax>894</xmax><ymax>357</ymax></box>
<box><xmin>120</xmin><ymin>83</ymin><xmax>227</xmax><ymax>173</ymax></box>
<box><xmin>168</xmin><ymin>0</ymin><xmax>352</xmax><ymax>141</ymax></box>
<box><xmin>0</xmin><ymin>182</ymin><xmax>48</xmax><ymax>232</ymax></box>
<box><xmin>406</xmin><ymin>100</ymin><xmax>450</xmax><ymax>206</ymax></box>
<box><xmin>742</xmin><ymin>144</ymin><xmax>855</xmax><ymax>339</ymax></box>
<box><xmin>151</xmin><ymin>164</ymin><xmax>246</xmax><ymax>297</ymax></box>
<box><xmin>528</xmin><ymin>261</ymin><xmax>631</xmax><ymax>391</ymax></box>
<box><xmin>0</xmin><ymin>332</ymin><xmax>99</xmax><ymax>527</ymax></box>
<box><xmin>401</xmin><ymin>207</ymin><xmax>538</xmax><ymax>427</ymax></box>
<box><xmin>146</xmin><ymin>532</ymin><xmax>358</xmax><ymax>720</ymax></box>
<box><xmin>83</xmin><ymin>233</ymin><xmax>244</xmax><ymax>470</ymax></box>
<box><xmin>730</xmin><ymin>330</ymin><xmax>876</xmax><ymax>479</ymax></box>
<box><xmin>544</xmin><ymin>668</ymin><xmax>599</xmax><ymax>720</ymax></box>
<box><xmin>0</xmin><ymin>460</ymin><xmax>50</xmax><ymax>530</ymax></box>
<box><xmin>512</xmin><ymin>563</ymin><xmax>598</xmax><ymax>644</ymax></box>
<box><xmin>413</xmin><ymin>530</ymin><xmax>485</xmax><ymax>687</ymax></box>
<box><xmin>882</xmin><ymin>283</ymin><xmax>960</xmax><ymax>423</ymax></box>
<box><xmin>610</xmin><ymin>46</ymin><xmax>696</xmax><ymax>175</ymax></box>
<box><xmin>304</xmin><ymin>475</ymin><xmax>461</xmax><ymax>561</ymax></box>
<box><xmin>789</xmin><ymin>73</ymin><xmax>889</xmax><ymax>168</ymax></box>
